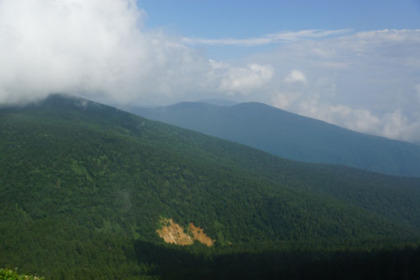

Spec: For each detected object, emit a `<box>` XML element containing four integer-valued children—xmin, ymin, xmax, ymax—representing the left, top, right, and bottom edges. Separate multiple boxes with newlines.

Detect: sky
<box><xmin>0</xmin><ymin>0</ymin><xmax>420</xmax><ymax>143</ymax></box>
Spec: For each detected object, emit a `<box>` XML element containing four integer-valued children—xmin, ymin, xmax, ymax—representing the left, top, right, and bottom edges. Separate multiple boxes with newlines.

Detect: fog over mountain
<box><xmin>0</xmin><ymin>0</ymin><xmax>419</xmax><ymax>143</ymax></box>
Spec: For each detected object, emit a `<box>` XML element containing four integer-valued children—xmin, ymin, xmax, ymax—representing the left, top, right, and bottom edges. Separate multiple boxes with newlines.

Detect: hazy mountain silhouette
<box><xmin>130</xmin><ymin>101</ymin><xmax>420</xmax><ymax>177</ymax></box>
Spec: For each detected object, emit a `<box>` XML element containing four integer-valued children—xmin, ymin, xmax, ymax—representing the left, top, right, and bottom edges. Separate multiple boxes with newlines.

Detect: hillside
<box><xmin>1</xmin><ymin>94</ymin><xmax>420</xmax><ymax>279</ymax></box>
<box><xmin>129</xmin><ymin>101</ymin><xmax>420</xmax><ymax>177</ymax></box>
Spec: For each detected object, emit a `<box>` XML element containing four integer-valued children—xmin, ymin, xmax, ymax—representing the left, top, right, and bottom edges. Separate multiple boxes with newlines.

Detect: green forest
<box><xmin>1</xmin><ymin>95</ymin><xmax>420</xmax><ymax>279</ymax></box>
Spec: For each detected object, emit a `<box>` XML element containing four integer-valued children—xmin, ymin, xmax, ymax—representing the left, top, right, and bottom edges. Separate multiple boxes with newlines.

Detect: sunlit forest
<box><xmin>1</xmin><ymin>95</ymin><xmax>420</xmax><ymax>279</ymax></box>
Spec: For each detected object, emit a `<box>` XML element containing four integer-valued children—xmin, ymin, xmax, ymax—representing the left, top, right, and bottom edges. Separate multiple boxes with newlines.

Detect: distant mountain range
<box><xmin>2</xmin><ymin>94</ymin><xmax>420</xmax><ymax>279</ymax></box>
<box><xmin>128</xmin><ymin>101</ymin><xmax>420</xmax><ymax>177</ymax></box>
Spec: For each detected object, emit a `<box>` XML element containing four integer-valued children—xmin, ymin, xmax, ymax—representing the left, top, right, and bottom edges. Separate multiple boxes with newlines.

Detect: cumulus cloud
<box><xmin>209</xmin><ymin>61</ymin><xmax>274</xmax><ymax>94</ymax></box>
<box><xmin>0</xmin><ymin>0</ymin><xmax>149</xmax><ymax>103</ymax></box>
<box><xmin>0</xmin><ymin>0</ymin><xmax>273</xmax><ymax>105</ymax></box>
<box><xmin>284</xmin><ymin>70</ymin><xmax>307</xmax><ymax>84</ymax></box>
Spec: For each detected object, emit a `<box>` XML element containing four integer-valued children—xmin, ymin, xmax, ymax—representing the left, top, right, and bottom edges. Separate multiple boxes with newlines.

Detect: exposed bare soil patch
<box><xmin>156</xmin><ymin>218</ymin><xmax>215</xmax><ymax>247</ymax></box>
<box><xmin>189</xmin><ymin>223</ymin><xmax>215</xmax><ymax>247</ymax></box>
<box><xmin>156</xmin><ymin>218</ymin><xmax>194</xmax><ymax>245</ymax></box>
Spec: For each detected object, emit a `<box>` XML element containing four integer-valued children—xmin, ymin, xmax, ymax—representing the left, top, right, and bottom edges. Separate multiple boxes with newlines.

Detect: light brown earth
<box><xmin>189</xmin><ymin>223</ymin><xmax>215</xmax><ymax>247</ymax></box>
<box><xmin>156</xmin><ymin>218</ymin><xmax>194</xmax><ymax>245</ymax></box>
<box><xmin>156</xmin><ymin>218</ymin><xmax>215</xmax><ymax>247</ymax></box>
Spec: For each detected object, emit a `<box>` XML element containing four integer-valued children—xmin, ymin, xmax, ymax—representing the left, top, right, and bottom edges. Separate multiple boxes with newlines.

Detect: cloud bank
<box><xmin>0</xmin><ymin>0</ymin><xmax>272</xmax><ymax>105</ymax></box>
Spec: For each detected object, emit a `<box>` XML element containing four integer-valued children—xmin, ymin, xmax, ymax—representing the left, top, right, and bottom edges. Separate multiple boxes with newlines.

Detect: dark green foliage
<box><xmin>1</xmin><ymin>94</ymin><xmax>420</xmax><ymax>278</ymax></box>
<box><xmin>134</xmin><ymin>241</ymin><xmax>420</xmax><ymax>280</ymax></box>
<box><xmin>0</xmin><ymin>268</ymin><xmax>44</xmax><ymax>280</ymax></box>
<box><xmin>129</xmin><ymin>101</ymin><xmax>420</xmax><ymax>177</ymax></box>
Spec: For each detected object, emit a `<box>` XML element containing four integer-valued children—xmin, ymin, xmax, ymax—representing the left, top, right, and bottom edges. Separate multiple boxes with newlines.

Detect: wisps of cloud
<box><xmin>182</xmin><ymin>29</ymin><xmax>351</xmax><ymax>46</ymax></box>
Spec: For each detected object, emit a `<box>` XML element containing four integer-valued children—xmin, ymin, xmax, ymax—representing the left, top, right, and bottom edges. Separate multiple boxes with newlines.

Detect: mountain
<box><xmin>1</xmin><ymin>94</ymin><xmax>420</xmax><ymax>279</ymax></box>
<box><xmin>128</xmin><ymin>101</ymin><xmax>420</xmax><ymax>177</ymax></box>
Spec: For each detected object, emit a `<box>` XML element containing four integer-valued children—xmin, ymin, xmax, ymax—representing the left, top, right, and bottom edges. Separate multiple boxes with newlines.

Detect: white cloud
<box><xmin>213</xmin><ymin>62</ymin><xmax>274</xmax><ymax>94</ymax></box>
<box><xmin>272</xmin><ymin>91</ymin><xmax>301</xmax><ymax>109</ymax></box>
<box><xmin>272</xmin><ymin>70</ymin><xmax>307</xmax><ymax>109</ymax></box>
<box><xmin>284</xmin><ymin>70</ymin><xmax>307</xmax><ymax>84</ymax></box>
<box><xmin>312</xmin><ymin>104</ymin><xmax>381</xmax><ymax>134</ymax></box>
<box><xmin>0</xmin><ymin>0</ymin><xmax>274</xmax><ymax>105</ymax></box>
<box><xmin>0</xmin><ymin>0</ymin><xmax>147</xmax><ymax>103</ymax></box>
<box><xmin>381</xmin><ymin>111</ymin><xmax>420</xmax><ymax>143</ymax></box>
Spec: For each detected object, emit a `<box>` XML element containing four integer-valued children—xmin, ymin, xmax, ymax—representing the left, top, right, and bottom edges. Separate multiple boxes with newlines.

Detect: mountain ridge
<box><xmin>128</xmin><ymin>101</ymin><xmax>420</xmax><ymax>177</ymax></box>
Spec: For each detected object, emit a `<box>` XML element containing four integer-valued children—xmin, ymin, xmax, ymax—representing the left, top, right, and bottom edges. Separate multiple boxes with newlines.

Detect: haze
<box><xmin>0</xmin><ymin>0</ymin><xmax>419</xmax><ymax>143</ymax></box>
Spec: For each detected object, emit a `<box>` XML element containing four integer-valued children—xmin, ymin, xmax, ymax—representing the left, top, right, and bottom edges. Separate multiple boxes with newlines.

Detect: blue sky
<box><xmin>140</xmin><ymin>0</ymin><xmax>420</xmax><ymax>57</ymax></box>
<box><xmin>140</xmin><ymin>0</ymin><xmax>420</xmax><ymax>35</ymax></box>
<box><xmin>0</xmin><ymin>0</ymin><xmax>419</xmax><ymax>143</ymax></box>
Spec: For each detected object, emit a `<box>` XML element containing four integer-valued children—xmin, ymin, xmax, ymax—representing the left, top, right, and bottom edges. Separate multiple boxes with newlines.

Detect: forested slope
<box><xmin>1</xmin><ymin>94</ymin><xmax>420</xmax><ymax>279</ymax></box>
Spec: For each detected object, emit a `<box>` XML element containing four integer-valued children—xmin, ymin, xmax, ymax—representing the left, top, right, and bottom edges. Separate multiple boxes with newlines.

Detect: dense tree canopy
<box><xmin>1</xmin><ymin>95</ymin><xmax>420</xmax><ymax>279</ymax></box>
